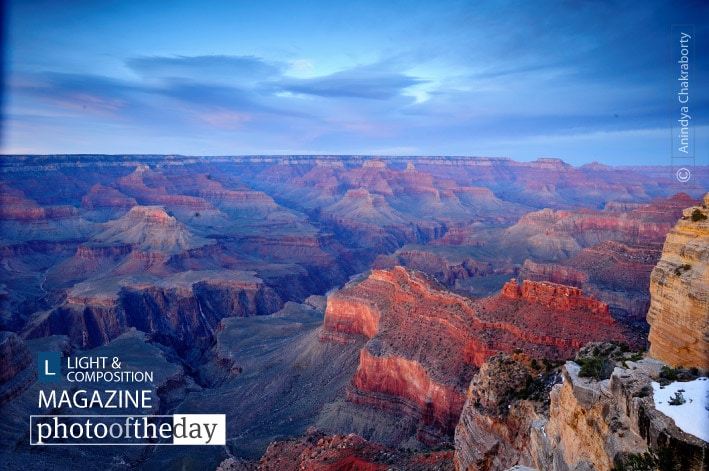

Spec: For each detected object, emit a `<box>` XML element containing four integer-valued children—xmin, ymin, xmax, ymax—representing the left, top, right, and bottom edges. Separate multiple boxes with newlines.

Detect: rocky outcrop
<box><xmin>372</xmin><ymin>249</ymin><xmax>494</xmax><ymax>288</ymax></box>
<box><xmin>518</xmin><ymin>260</ymin><xmax>588</xmax><ymax>288</ymax></box>
<box><xmin>93</xmin><ymin>205</ymin><xmax>215</xmax><ymax>254</ymax></box>
<box><xmin>23</xmin><ymin>271</ymin><xmax>284</xmax><ymax>350</ymax></box>
<box><xmin>482</xmin><ymin>280</ymin><xmax>639</xmax><ymax>357</ymax></box>
<box><xmin>519</xmin><ymin>240</ymin><xmax>663</xmax><ymax>323</ymax></box>
<box><xmin>349</xmin><ymin>349</ymin><xmax>467</xmax><ymax>440</ymax></box>
<box><xmin>647</xmin><ymin>194</ymin><xmax>709</xmax><ymax>371</ymax></box>
<box><xmin>0</xmin><ymin>332</ymin><xmax>35</xmax><ymax>406</ymax></box>
<box><xmin>322</xmin><ymin>293</ymin><xmax>381</xmax><ymax>342</ymax></box>
<box><xmin>501</xmin><ymin>279</ymin><xmax>611</xmax><ymax>317</ymax></box>
<box><xmin>322</xmin><ymin>268</ymin><xmax>479</xmax><ymax>443</ymax></box>
<box><xmin>321</xmin><ymin>268</ymin><xmax>640</xmax><ymax>446</ymax></box>
<box><xmin>218</xmin><ymin>427</ymin><xmax>454</xmax><ymax>471</ymax></box>
<box><xmin>454</xmin><ymin>353</ymin><xmax>554</xmax><ymax>471</ymax></box>
<box><xmin>80</xmin><ymin>184</ymin><xmax>136</xmax><ymax>211</ymax></box>
<box><xmin>530</xmin><ymin>359</ymin><xmax>709</xmax><ymax>471</ymax></box>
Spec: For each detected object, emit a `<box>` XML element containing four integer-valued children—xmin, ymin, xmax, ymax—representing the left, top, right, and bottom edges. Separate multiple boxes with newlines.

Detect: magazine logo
<box><xmin>38</xmin><ymin>352</ymin><xmax>61</xmax><ymax>383</ymax></box>
<box><xmin>31</xmin><ymin>414</ymin><xmax>226</xmax><ymax>445</ymax></box>
<box><xmin>32</xmin><ymin>354</ymin><xmax>225</xmax><ymax>446</ymax></box>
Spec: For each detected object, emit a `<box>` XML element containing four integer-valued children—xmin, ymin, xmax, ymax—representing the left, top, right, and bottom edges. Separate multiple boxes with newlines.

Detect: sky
<box><xmin>2</xmin><ymin>0</ymin><xmax>708</xmax><ymax>166</ymax></box>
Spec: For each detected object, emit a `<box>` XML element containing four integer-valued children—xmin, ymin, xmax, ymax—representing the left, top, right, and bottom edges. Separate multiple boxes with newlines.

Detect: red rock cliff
<box><xmin>321</xmin><ymin>267</ymin><xmax>639</xmax><ymax>445</ymax></box>
<box><xmin>501</xmin><ymin>279</ymin><xmax>611</xmax><ymax>318</ymax></box>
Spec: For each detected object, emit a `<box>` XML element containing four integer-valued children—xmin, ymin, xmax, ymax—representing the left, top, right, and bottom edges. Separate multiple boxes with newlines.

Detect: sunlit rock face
<box><xmin>321</xmin><ymin>267</ymin><xmax>640</xmax><ymax>445</ymax></box>
<box><xmin>530</xmin><ymin>359</ymin><xmax>708</xmax><ymax>471</ymax></box>
<box><xmin>647</xmin><ymin>193</ymin><xmax>709</xmax><ymax>372</ymax></box>
<box><xmin>454</xmin><ymin>353</ymin><xmax>548</xmax><ymax>471</ymax></box>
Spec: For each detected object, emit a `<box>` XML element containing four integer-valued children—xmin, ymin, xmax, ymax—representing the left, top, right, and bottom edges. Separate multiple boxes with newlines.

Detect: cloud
<box><xmin>126</xmin><ymin>55</ymin><xmax>283</xmax><ymax>84</ymax></box>
<box><xmin>5</xmin><ymin>0</ymin><xmax>707</xmax><ymax>164</ymax></box>
<box><xmin>275</xmin><ymin>68</ymin><xmax>427</xmax><ymax>100</ymax></box>
<box><xmin>12</xmin><ymin>72</ymin><xmax>137</xmax><ymax>118</ymax></box>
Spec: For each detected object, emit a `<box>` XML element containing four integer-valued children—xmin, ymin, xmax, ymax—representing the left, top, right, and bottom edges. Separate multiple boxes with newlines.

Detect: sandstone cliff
<box><xmin>519</xmin><ymin>239</ymin><xmax>662</xmax><ymax>322</ymax></box>
<box><xmin>454</xmin><ymin>353</ymin><xmax>555</xmax><ymax>471</ymax></box>
<box><xmin>500</xmin><ymin>279</ymin><xmax>611</xmax><ymax>317</ymax></box>
<box><xmin>530</xmin><ymin>359</ymin><xmax>708</xmax><ymax>471</ymax></box>
<box><xmin>455</xmin><ymin>345</ymin><xmax>709</xmax><ymax>471</ymax></box>
<box><xmin>647</xmin><ymin>194</ymin><xmax>709</xmax><ymax>371</ymax></box>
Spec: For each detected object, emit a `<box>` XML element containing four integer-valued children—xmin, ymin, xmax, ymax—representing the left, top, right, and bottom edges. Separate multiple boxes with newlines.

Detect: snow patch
<box><xmin>652</xmin><ymin>377</ymin><xmax>709</xmax><ymax>442</ymax></box>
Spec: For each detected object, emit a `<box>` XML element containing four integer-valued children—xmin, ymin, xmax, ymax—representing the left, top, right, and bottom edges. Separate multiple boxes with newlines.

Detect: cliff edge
<box><xmin>647</xmin><ymin>193</ymin><xmax>709</xmax><ymax>372</ymax></box>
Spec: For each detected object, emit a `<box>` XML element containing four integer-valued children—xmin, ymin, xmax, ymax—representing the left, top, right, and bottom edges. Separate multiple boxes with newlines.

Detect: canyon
<box><xmin>0</xmin><ymin>155</ymin><xmax>706</xmax><ymax>470</ymax></box>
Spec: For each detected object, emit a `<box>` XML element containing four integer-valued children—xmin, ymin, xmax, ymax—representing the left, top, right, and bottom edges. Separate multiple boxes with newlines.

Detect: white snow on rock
<box><xmin>652</xmin><ymin>377</ymin><xmax>709</xmax><ymax>442</ymax></box>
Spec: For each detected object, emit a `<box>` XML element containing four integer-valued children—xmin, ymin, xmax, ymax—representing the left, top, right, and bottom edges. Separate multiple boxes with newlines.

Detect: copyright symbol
<box><xmin>676</xmin><ymin>167</ymin><xmax>691</xmax><ymax>183</ymax></box>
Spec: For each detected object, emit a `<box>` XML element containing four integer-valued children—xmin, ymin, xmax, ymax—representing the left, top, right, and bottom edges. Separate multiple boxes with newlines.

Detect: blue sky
<box><xmin>2</xmin><ymin>0</ymin><xmax>708</xmax><ymax>165</ymax></box>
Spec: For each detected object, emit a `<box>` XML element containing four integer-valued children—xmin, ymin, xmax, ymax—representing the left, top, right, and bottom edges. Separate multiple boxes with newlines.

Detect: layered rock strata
<box><xmin>530</xmin><ymin>359</ymin><xmax>708</xmax><ymax>471</ymax></box>
<box><xmin>454</xmin><ymin>353</ymin><xmax>553</xmax><ymax>471</ymax></box>
<box><xmin>501</xmin><ymin>279</ymin><xmax>611</xmax><ymax>317</ymax></box>
<box><xmin>321</xmin><ymin>267</ymin><xmax>639</xmax><ymax>445</ymax></box>
<box><xmin>23</xmin><ymin>271</ymin><xmax>283</xmax><ymax>350</ymax></box>
<box><xmin>518</xmin><ymin>239</ymin><xmax>662</xmax><ymax>322</ymax></box>
<box><xmin>647</xmin><ymin>194</ymin><xmax>709</xmax><ymax>371</ymax></box>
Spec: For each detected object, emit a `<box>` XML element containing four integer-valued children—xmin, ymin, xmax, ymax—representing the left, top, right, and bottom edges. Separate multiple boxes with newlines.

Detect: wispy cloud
<box><xmin>126</xmin><ymin>55</ymin><xmax>283</xmax><ymax>84</ymax></box>
<box><xmin>13</xmin><ymin>72</ymin><xmax>136</xmax><ymax>118</ymax></box>
<box><xmin>274</xmin><ymin>68</ymin><xmax>426</xmax><ymax>100</ymax></box>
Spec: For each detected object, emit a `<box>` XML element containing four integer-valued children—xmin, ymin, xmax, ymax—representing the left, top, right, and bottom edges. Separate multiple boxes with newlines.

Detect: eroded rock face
<box><xmin>23</xmin><ymin>271</ymin><xmax>284</xmax><ymax>350</ymax></box>
<box><xmin>454</xmin><ymin>353</ymin><xmax>552</xmax><ymax>471</ymax></box>
<box><xmin>480</xmin><ymin>280</ymin><xmax>640</xmax><ymax>357</ymax></box>
<box><xmin>321</xmin><ymin>267</ymin><xmax>640</xmax><ymax>446</ymax></box>
<box><xmin>349</xmin><ymin>348</ymin><xmax>467</xmax><ymax>438</ymax></box>
<box><xmin>530</xmin><ymin>359</ymin><xmax>709</xmax><ymax>471</ymax></box>
<box><xmin>372</xmin><ymin>249</ymin><xmax>494</xmax><ymax>288</ymax></box>
<box><xmin>217</xmin><ymin>427</ymin><xmax>455</xmax><ymax>471</ymax></box>
<box><xmin>647</xmin><ymin>194</ymin><xmax>709</xmax><ymax>371</ymax></box>
<box><xmin>519</xmin><ymin>240</ymin><xmax>662</xmax><ymax>322</ymax></box>
<box><xmin>0</xmin><ymin>332</ymin><xmax>36</xmax><ymax>406</ymax></box>
<box><xmin>501</xmin><ymin>279</ymin><xmax>611</xmax><ymax>317</ymax></box>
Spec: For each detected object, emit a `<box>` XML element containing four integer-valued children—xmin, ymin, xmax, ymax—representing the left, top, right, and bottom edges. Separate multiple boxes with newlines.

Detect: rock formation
<box><xmin>372</xmin><ymin>248</ymin><xmax>495</xmax><ymax>288</ymax></box>
<box><xmin>519</xmin><ymin>240</ymin><xmax>663</xmax><ymax>323</ymax></box>
<box><xmin>454</xmin><ymin>343</ymin><xmax>709</xmax><ymax>471</ymax></box>
<box><xmin>321</xmin><ymin>267</ymin><xmax>640</xmax><ymax>447</ymax></box>
<box><xmin>454</xmin><ymin>353</ymin><xmax>555</xmax><ymax>471</ymax></box>
<box><xmin>647</xmin><ymin>194</ymin><xmax>709</xmax><ymax>371</ymax></box>
<box><xmin>501</xmin><ymin>279</ymin><xmax>611</xmax><ymax>317</ymax></box>
<box><xmin>454</xmin><ymin>196</ymin><xmax>709</xmax><ymax>471</ymax></box>
<box><xmin>530</xmin><ymin>359</ymin><xmax>708</xmax><ymax>471</ymax></box>
<box><xmin>0</xmin><ymin>332</ymin><xmax>36</xmax><ymax>406</ymax></box>
<box><xmin>216</xmin><ymin>427</ymin><xmax>454</xmax><ymax>471</ymax></box>
<box><xmin>23</xmin><ymin>271</ymin><xmax>283</xmax><ymax>350</ymax></box>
